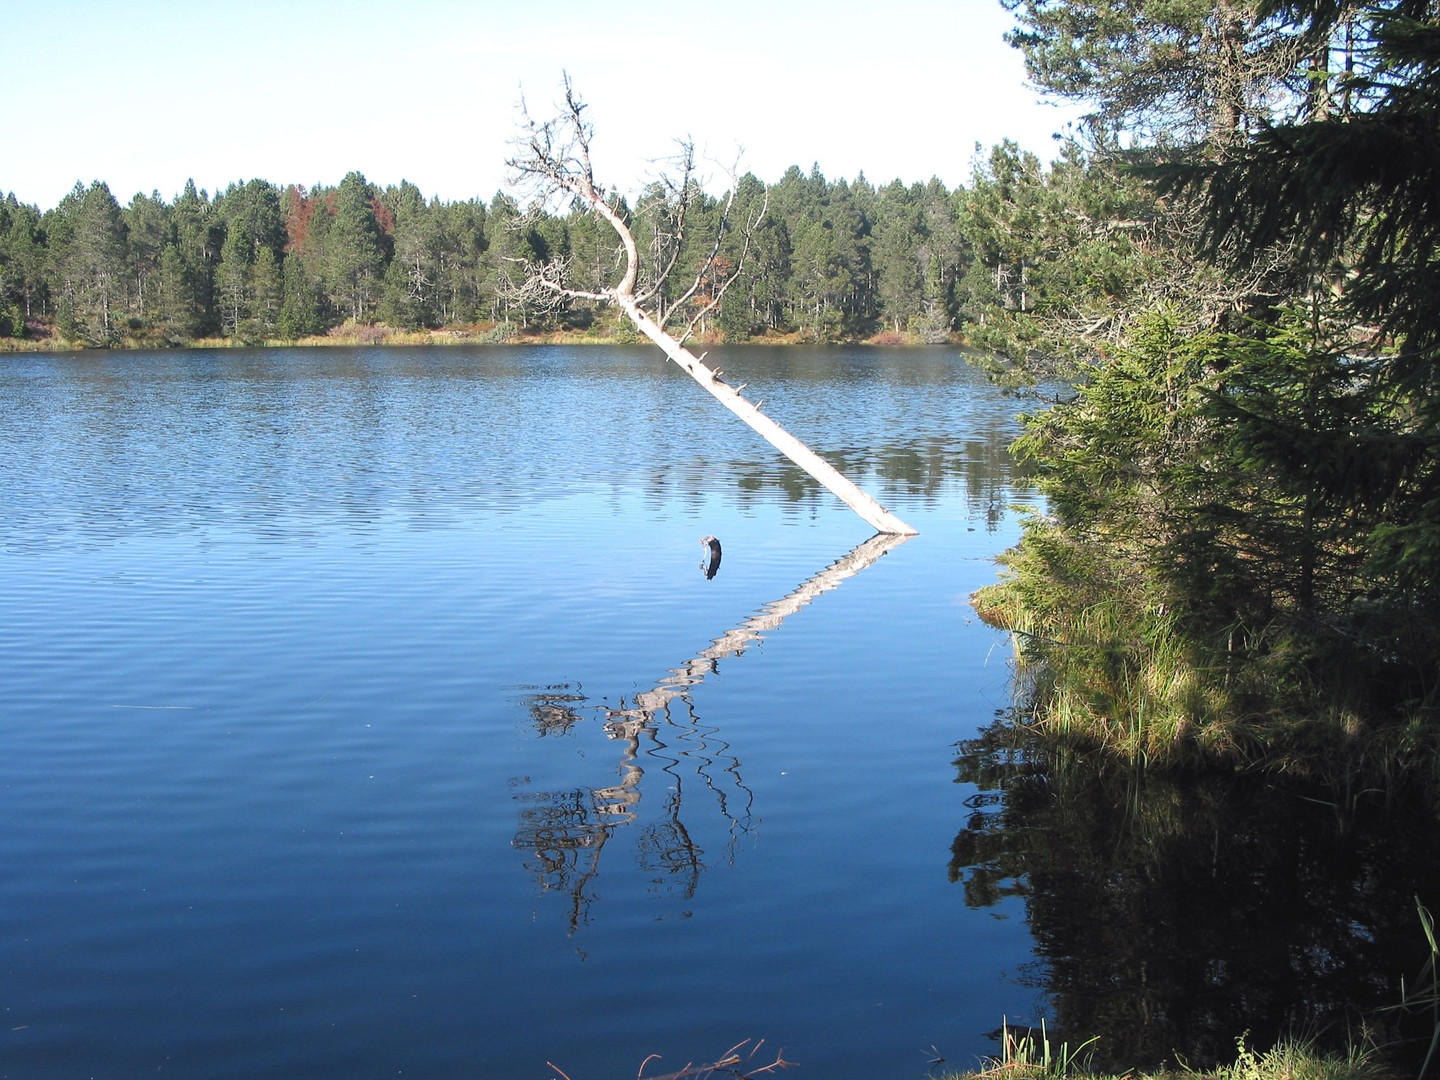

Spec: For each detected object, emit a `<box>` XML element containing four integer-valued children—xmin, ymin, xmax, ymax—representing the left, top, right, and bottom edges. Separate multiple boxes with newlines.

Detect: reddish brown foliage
<box><xmin>284</xmin><ymin>185</ymin><xmax>314</xmax><ymax>256</ymax></box>
<box><xmin>371</xmin><ymin>198</ymin><xmax>395</xmax><ymax>237</ymax></box>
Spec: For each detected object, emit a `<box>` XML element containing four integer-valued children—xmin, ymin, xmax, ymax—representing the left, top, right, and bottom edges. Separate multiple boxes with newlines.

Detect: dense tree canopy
<box><xmin>1003</xmin><ymin>0</ymin><xmax>1366</xmax><ymax>143</ymax></box>
<box><xmin>0</xmin><ymin>149</ymin><xmax>1156</xmax><ymax>350</ymax></box>
<box><xmin>978</xmin><ymin>0</ymin><xmax>1440</xmax><ymax>783</ymax></box>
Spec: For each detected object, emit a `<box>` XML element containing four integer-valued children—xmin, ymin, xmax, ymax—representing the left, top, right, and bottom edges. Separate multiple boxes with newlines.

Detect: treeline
<box><xmin>0</xmin><ymin>147</ymin><xmax>1158</xmax><ymax>349</ymax></box>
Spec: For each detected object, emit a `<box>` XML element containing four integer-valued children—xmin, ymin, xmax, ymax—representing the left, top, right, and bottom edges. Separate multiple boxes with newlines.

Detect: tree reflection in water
<box><xmin>512</xmin><ymin>532</ymin><xmax>911</xmax><ymax>935</ymax></box>
<box><xmin>949</xmin><ymin>719</ymin><xmax>1440</xmax><ymax>1072</ymax></box>
<box><xmin>511</xmin><ymin>691</ymin><xmax>734</xmax><ymax>935</ymax></box>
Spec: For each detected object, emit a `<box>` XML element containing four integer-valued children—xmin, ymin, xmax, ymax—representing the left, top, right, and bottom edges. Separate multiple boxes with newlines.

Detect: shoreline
<box><xmin>0</xmin><ymin>323</ymin><xmax>967</xmax><ymax>354</ymax></box>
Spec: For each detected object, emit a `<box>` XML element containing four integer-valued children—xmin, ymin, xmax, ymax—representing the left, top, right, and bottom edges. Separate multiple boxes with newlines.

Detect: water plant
<box><xmin>967</xmin><ymin>1018</ymin><xmax>1100</xmax><ymax>1080</ymax></box>
<box><xmin>1392</xmin><ymin>899</ymin><xmax>1439</xmax><ymax>1080</ymax></box>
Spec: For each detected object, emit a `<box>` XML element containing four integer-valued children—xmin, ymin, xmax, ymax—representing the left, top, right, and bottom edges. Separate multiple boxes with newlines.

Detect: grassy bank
<box><xmin>972</xmin><ymin>531</ymin><xmax>1440</xmax><ymax>800</ymax></box>
<box><xmin>639</xmin><ymin>1029</ymin><xmax>1413</xmax><ymax>1080</ymax></box>
<box><xmin>941</xmin><ymin>1028</ymin><xmax>1398</xmax><ymax>1080</ymax></box>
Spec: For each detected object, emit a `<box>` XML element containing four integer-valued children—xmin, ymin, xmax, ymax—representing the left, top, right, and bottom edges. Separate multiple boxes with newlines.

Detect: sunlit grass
<box><xmin>975</xmin><ymin>566</ymin><xmax>1237</xmax><ymax>766</ymax></box>
<box><xmin>940</xmin><ymin>1030</ymin><xmax>1393</xmax><ymax>1080</ymax></box>
<box><xmin>973</xmin><ymin>521</ymin><xmax>1440</xmax><ymax>797</ymax></box>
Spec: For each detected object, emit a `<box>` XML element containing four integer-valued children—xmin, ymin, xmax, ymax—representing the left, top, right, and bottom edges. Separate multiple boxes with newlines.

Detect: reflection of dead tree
<box><xmin>513</xmin><ymin>692</ymin><xmax>730</xmax><ymax>934</ymax></box>
<box><xmin>609</xmin><ymin>531</ymin><xmax>912</xmax><ymax>721</ymax></box>
<box><xmin>507</xmin><ymin>77</ymin><xmax>916</xmax><ymax>537</ymax></box>
<box><xmin>511</xmin><ymin>532</ymin><xmax>910</xmax><ymax>932</ymax></box>
<box><xmin>522</xmin><ymin>685</ymin><xmax>589</xmax><ymax>737</ymax></box>
<box><xmin>511</xmin><ymin>712</ymin><xmax>644</xmax><ymax>935</ymax></box>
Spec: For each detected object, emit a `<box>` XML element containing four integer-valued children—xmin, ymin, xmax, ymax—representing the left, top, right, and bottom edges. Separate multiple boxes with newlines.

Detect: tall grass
<box><xmin>966</xmin><ymin>1019</ymin><xmax>1099</xmax><ymax>1080</ymax></box>
<box><xmin>974</xmin><ymin>569</ymin><xmax>1236</xmax><ymax>766</ymax></box>
<box><xmin>1392</xmin><ymin>899</ymin><xmax>1439</xmax><ymax>1080</ymax></box>
<box><xmin>1212</xmin><ymin>1036</ymin><xmax>1387</xmax><ymax>1080</ymax></box>
<box><xmin>943</xmin><ymin>1029</ymin><xmax>1390</xmax><ymax>1080</ymax></box>
<box><xmin>974</xmin><ymin>537</ymin><xmax>1440</xmax><ymax>798</ymax></box>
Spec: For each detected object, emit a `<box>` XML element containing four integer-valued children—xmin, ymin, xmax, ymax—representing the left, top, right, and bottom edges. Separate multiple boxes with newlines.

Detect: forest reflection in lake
<box><xmin>950</xmin><ymin>718</ymin><xmax>1440</xmax><ymax>1072</ymax></box>
<box><xmin>0</xmin><ymin>344</ymin><xmax>1026</xmax><ymax>552</ymax></box>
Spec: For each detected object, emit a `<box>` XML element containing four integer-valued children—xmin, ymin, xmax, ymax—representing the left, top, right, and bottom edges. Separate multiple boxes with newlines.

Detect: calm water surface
<box><xmin>0</xmin><ymin>345</ymin><xmax>1041</xmax><ymax>1079</ymax></box>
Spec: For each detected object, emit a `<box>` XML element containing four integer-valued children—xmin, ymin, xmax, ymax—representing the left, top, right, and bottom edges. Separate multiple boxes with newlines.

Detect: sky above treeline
<box><xmin>3</xmin><ymin>0</ymin><xmax>1086</xmax><ymax>211</ymax></box>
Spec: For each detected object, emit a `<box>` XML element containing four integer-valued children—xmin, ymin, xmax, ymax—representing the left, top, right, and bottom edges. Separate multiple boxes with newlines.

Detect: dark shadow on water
<box><xmin>510</xmin><ymin>533</ymin><xmax>911</xmax><ymax>934</ymax></box>
<box><xmin>949</xmin><ymin>717</ymin><xmax>1440</xmax><ymax>1072</ymax></box>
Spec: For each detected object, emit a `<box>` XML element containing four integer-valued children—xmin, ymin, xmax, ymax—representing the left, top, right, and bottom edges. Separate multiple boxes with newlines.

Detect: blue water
<box><xmin>0</xmin><ymin>345</ymin><xmax>1041</xmax><ymax>1079</ymax></box>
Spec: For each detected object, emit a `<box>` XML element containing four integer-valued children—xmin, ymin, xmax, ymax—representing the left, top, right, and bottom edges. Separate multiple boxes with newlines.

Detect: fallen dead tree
<box><xmin>507</xmin><ymin>78</ymin><xmax>917</xmax><ymax>537</ymax></box>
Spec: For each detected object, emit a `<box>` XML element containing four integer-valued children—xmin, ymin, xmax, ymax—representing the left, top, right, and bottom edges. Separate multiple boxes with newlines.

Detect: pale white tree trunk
<box><xmin>616</xmin><ymin>294</ymin><xmax>918</xmax><ymax>535</ymax></box>
<box><xmin>510</xmin><ymin>80</ymin><xmax>919</xmax><ymax>536</ymax></box>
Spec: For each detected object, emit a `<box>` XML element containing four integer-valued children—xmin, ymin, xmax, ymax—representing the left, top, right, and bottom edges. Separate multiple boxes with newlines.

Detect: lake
<box><xmin>0</xmin><ymin>344</ymin><xmax>1040</xmax><ymax>1079</ymax></box>
<box><xmin>4</xmin><ymin>344</ymin><xmax>1436</xmax><ymax>1080</ymax></box>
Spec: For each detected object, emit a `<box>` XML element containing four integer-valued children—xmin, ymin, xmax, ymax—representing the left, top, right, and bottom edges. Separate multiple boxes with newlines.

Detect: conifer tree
<box><xmin>50</xmin><ymin>181</ymin><xmax>129</xmax><ymax>346</ymax></box>
<box><xmin>171</xmin><ymin>180</ymin><xmax>221</xmax><ymax>336</ymax></box>
<box><xmin>324</xmin><ymin>171</ymin><xmax>386</xmax><ymax>323</ymax></box>
<box><xmin>155</xmin><ymin>243</ymin><xmax>200</xmax><ymax>344</ymax></box>
<box><xmin>1002</xmin><ymin>0</ymin><xmax>1330</xmax><ymax>144</ymax></box>
<box><xmin>124</xmin><ymin>191</ymin><xmax>171</xmax><ymax>328</ymax></box>
<box><xmin>279</xmin><ymin>252</ymin><xmax>322</xmax><ymax>339</ymax></box>
<box><xmin>0</xmin><ymin>194</ymin><xmax>44</xmax><ymax>330</ymax></box>
<box><xmin>1169</xmin><ymin>1</ymin><xmax>1440</xmax><ymax>608</ymax></box>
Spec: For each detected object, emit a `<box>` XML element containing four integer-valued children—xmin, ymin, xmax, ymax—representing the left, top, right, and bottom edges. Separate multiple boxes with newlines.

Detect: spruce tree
<box><xmin>325</xmin><ymin>171</ymin><xmax>386</xmax><ymax>324</ymax></box>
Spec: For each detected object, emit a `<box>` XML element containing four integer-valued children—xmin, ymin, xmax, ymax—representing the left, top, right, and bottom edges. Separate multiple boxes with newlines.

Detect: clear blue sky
<box><xmin>1</xmin><ymin>0</ymin><xmax>1084</xmax><ymax>210</ymax></box>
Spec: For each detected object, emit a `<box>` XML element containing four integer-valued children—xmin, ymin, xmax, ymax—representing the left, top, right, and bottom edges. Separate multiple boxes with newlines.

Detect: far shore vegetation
<box><xmin>0</xmin><ymin>158</ymin><xmax>1005</xmax><ymax>354</ymax></box>
<box><xmin>0</xmin><ymin>312</ymin><xmax>955</xmax><ymax>353</ymax></box>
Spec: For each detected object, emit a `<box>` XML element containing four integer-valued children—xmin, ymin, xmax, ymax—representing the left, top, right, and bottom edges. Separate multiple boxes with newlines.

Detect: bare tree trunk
<box><xmin>509</xmin><ymin>79</ymin><xmax>918</xmax><ymax>536</ymax></box>
<box><xmin>616</xmin><ymin>293</ymin><xmax>917</xmax><ymax>534</ymax></box>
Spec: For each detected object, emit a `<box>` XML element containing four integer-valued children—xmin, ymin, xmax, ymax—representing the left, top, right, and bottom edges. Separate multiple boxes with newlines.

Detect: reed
<box><xmin>974</xmin><ymin>1018</ymin><xmax>1100</xmax><ymax>1079</ymax></box>
<box><xmin>1389</xmin><ymin>899</ymin><xmax>1439</xmax><ymax>1080</ymax></box>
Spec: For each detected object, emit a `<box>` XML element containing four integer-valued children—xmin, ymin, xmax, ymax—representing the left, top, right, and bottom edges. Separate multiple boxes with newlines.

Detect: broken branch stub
<box><xmin>507</xmin><ymin>79</ymin><xmax>918</xmax><ymax>537</ymax></box>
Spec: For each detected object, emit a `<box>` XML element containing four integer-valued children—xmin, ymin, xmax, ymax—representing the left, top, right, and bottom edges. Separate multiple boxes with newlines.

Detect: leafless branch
<box><xmin>676</xmin><ymin>186</ymin><xmax>769</xmax><ymax>346</ymax></box>
<box><xmin>508</xmin><ymin>74</ymin><xmax>602</xmax><ymax>211</ymax></box>
<box><xmin>506</xmin><ymin>77</ymin><xmax>769</xmax><ymax>336</ymax></box>
<box><xmin>635</xmin><ymin>141</ymin><xmax>698</xmax><ymax>311</ymax></box>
